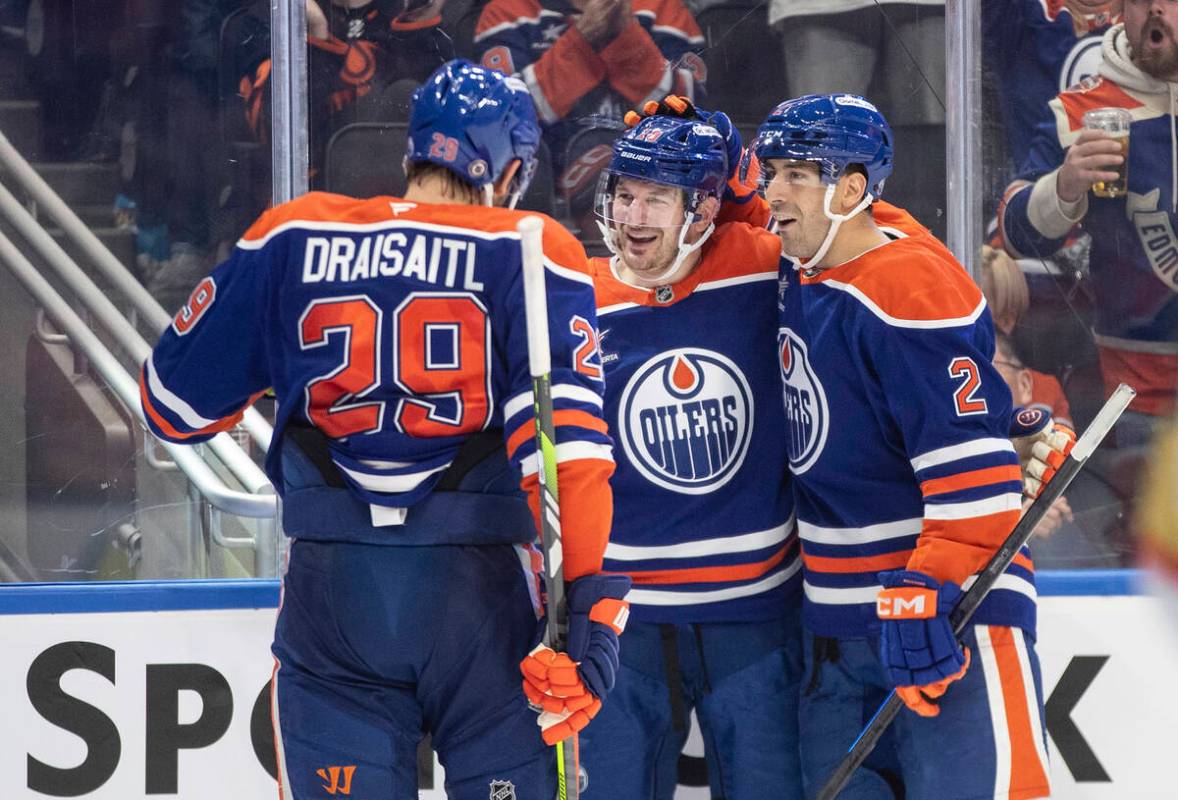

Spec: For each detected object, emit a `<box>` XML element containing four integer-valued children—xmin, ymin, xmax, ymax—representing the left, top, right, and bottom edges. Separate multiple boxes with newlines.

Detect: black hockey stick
<box><xmin>518</xmin><ymin>216</ymin><xmax>582</xmax><ymax>800</ymax></box>
<box><xmin>817</xmin><ymin>382</ymin><xmax>1136</xmax><ymax>800</ymax></box>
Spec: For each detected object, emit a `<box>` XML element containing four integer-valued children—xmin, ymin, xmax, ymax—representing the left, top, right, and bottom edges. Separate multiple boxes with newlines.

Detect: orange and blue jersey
<box><xmin>475</xmin><ymin>0</ymin><xmax>706</xmax><ymax>153</ymax></box>
<box><xmin>589</xmin><ymin>222</ymin><xmax>801</xmax><ymax>623</ymax></box>
<box><xmin>779</xmin><ymin>205</ymin><xmax>1032</xmax><ymax>637</ymax></box>
<box><xmin>141</xmin><ymin>191</ymin><xmax>614</xmax><ymax>580</ymax></box>
<box><xmin>1000</xmin><ymin>66</ymin><xmax>1178</xmax><ymax>416</ymax></box>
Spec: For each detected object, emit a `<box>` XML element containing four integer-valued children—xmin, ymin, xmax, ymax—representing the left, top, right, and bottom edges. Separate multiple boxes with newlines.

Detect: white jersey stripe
<box><xmin>961</xmin><ymin>572</ymin><xmax>1038</xmax><ymax>604</ymax></box>
<box><xmin>626</xmin><ymin>554</ymin><xmax>800</xmax><ymax>606</ymax></box>
<box><xmin>337</xmin><ymin>460</ymin><xmax>450</xmax><ymax>493</ymax></box>
<box><xmin>977</xmin><ymin>625</ymin><xmax>1013</xmax><ymax>799</ymax></box>
<box><xmin>598</xmin><ymin>301</ymin><xmax>641</xmax><ymax>316</ymax></box>
<box><xmin>798</xmin><ymin>517</ymin><xmax>922</xmax><ymax>546</ymax></box>
<box><xmin>696</xmin><ymin>272</ymin><xmax>778</xmax><ymax>292</ymax></box>
<box><xmin>521</xmin><ymin>64</ymin><xmax>560</xmax><ymax>124</ymax></box>
<box><xmin>910</xmin><ymin>438</ymin><xmax>1016</xmax><ymax>472</ymax></box>
<box><xmin>924</xmin><ymin>493</ymin><xmax>1024</xmax><ymax>521</ymax></box>
<box><xmin>824</xmin><ymin>278</ymin><xmax>988</xmax><ymax>330</ymax></box>
<box><xmin>520</xmin><ymin>441</ymin><xmax>614</xmax><ymax>476</ymax></box>
<box><xmin>238</xmin><ymin>216</ymin><xmax>525</xmax><ymax>251</ymax></box>
<box><xmin>606</xmin><ymin>516</ymin><xmax>794</xmax><ymax>561</ymax></box>
<box><xmin>145</xmin><ymin>353</ymin><xmax>220</xmax><ymax>430</ymax></box>
<box><xmin>503</xmin><ymin>384</ymin><xmax>605</xmax><ymax>422</ymax></box>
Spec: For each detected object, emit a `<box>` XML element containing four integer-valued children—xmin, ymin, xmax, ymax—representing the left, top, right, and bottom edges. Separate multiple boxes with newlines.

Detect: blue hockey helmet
<box><xmin>406</xmin><ymin>59</ymin><xmax>541</xmax><ymax>207</ymax></box>
<box><xmin>752</xmin><ymin>93</ymin><xmax>893</xmax><ymax>200</ymax></box>
<box><xmin>596</xmin><ymin>115</ymin><xmax>728</xmax><ymax>282</ymax></box>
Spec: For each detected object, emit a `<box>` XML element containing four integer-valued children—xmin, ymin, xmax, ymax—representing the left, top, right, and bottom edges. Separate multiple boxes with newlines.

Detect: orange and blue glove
<box><xmin>876</xmin><ymin>569</ymin><xmax>970</xmax><ymax>718</ymax></box>
<box><xmin>624</xmin><ymin>95</ymin><xmax>742</xmax><ymax>187</ymax></box>
<box><xmin>520</xmin><ymin>573</ymin><xmax>631</xmax><ymax>744</ymax></box>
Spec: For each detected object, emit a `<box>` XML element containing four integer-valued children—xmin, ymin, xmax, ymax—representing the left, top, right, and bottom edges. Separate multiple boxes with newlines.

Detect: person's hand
<box><xmin>574</xmin><ymin>0</ymin><xmax>621</xmax><ymax>48</ymax></box>
<box><xmin>1028</xmin><ymin>495</ymin><xmax>1074</xmax><ymax>540</ymax></box>
<box><xmin>306</xmin><ymin>0</ymin><xmax>329</xmax><ymax>39</ymax></box>
<box><xmin>401</xmin><ymin>0</ymin><xmax>445</xmax><ymax>22</ymax></box>
<box><xmin>605</xmin><ymin>0</ymin><xmax>631</xmax><ymax>40</ymax></box>
<box><xmin>1057</xmin><ymin>128</ymin><xmax>1124</xmax><ymax>204</ymax></box>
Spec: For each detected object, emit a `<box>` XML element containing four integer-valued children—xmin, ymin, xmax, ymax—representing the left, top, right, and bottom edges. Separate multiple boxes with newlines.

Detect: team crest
<box><xmin>617</xmin><ymin>348</ymin><xmax>753</xmax><ymax>494</ymax></box>
<box><xmin>489</xmin><ymin>779</ymin><xmax>516</xmax><ymax>800</ymax></box>
<box><xmin>778</xmin><ymin>328</ymin><xmax>829</xmax><ymax>475</ymax></box>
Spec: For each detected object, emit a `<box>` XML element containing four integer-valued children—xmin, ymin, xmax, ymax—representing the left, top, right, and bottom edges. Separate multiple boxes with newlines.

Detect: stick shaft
<box><xmin>817</xmin><ymin>384</ymin><xmax>1136</xmax><ymax>800</ymax></box>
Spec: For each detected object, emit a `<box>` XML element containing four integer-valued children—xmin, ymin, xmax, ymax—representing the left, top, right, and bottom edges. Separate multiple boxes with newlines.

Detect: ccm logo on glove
<box><xmin>876</xmin><ymin>586</ymin><xmax>938</xmax><ymax>619</ymax></box>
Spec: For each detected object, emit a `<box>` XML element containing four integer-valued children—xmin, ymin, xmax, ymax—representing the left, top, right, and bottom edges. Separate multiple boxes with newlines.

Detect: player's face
<box><xmin>611</xmin><ymin>178</ymin><xmax>688</xmax><ymax>277</ymax></box>
<box><xmin>1126</xmin><ymin>0</ymin><xmax>1178</xmax><ymax>80</ymax></box>
<box><xmin>762</xmin><ymin>159</ymin><xmax>831</xmax><ymax>259</ymax></box>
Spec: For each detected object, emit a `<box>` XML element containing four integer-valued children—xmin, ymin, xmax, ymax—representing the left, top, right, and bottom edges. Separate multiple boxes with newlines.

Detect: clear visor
<box><xmin>749</xmin><ymin>155</ymin><xmax>830</xmax><ymax>196</ymax></box>
<box><xmin>594</xmin><ymin>171</ymin><xmax>695</xmax><ymax>232</ymax></box>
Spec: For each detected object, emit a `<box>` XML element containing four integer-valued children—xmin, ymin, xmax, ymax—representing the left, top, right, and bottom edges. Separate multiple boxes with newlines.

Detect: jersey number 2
<box><xmin>948</xmin><ymin>356</ymin><xmax>988</xmax><ymax>417</ymax></box>
<box><xmin>299</xmin><ymin>292</ymin><xmax>490</xmax><ymax>439</ymax></box>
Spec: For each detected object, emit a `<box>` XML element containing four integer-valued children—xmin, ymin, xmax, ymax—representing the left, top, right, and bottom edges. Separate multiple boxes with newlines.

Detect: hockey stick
<box><xmin>817</xmin><ymin>382</ymin><xmax>1137</xmax><ymax>800</ymax></box>
<box><xmin>518</xmin><ymin>215</ymin><xmax>582</xmax><ymax>800</ymax></box>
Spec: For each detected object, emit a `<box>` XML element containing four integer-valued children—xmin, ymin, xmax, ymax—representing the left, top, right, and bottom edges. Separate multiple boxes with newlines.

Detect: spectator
<box><xmin>999</xmin><ymin>5</ymin><xmax>1178</xmax><ymax>451</ymax></box>
<box><xmin>474</xmin><ymin>0</ymin><xmax>706</xmax><ymax>231</ymax></box>
<box><xmin>981</xmin><ymin>244</ymin><xmax>1075</xmax><ymax>427</ymax></box>
<box><xmin>240</xmin><ymin>0</ymin><xmax>454</xmax><ymax>183</ymax></box>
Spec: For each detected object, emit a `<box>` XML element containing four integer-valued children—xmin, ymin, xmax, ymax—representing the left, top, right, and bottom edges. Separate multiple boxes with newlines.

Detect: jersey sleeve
<box><xmin>139</xmin><ymin>218</ymin><xmax>276</xmax><ymax>444</ymax></box>
<box><xmin>475</xmin><ymin>2</ymin><xmax>606</xmax><ymax>125</ymax></box>
<box><xmin>860</xmin><ymin>308</ymin><xmax>1023</xmax><ymax>587</ymax></box>
<box><xmin>499</xmin><ymin>222</ymin><xmax>615</xmax><ymax>581</ymax></box>
<box><xmin>998</xmin><ymin>97</ymin><xmax>1085</xmax><ymax>259</ymax></box>
<box><xmin>603</xmin><ymin>0</ymin><xmax>706</xmax><ymax>106</ymax></box>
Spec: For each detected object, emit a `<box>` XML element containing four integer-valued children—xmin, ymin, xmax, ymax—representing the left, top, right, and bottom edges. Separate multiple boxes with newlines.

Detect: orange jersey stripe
<box><xmin>920</xmin><ymin>465</ymin><xmax>1024</xmax><ymax>498</ymax></box>
<box><xmin>505</xmin><ymin>409</ymin><xmax>610</xmax><ymax>459</ymax></box>
<box><xmin>522</xmin><ymin>457</ymin><xmax>614</xmax><ymax>581</ymax></box>
<box><xmin>802</xmin><ymin>549</ymin><xmax>909</xmax><ymax>575</ymax></box>
<box><xmin>988</xmin><ymin>626</ymin><xmax>1051</xmax><ymax>799</ymax></box>
<box><xmin>629</xmin><ymin>544</ymin><xmax>789</xmax><ymax>585</ymax></box>
<box><xmin>909</xmin><ymin>509</ymin><xmax>1022</xmax><ymax>585</ymax></box>
<box><xmin>1057</xmin><ymin>77</ymin><xmax>1144</xmax><ymax>132</ymax></box>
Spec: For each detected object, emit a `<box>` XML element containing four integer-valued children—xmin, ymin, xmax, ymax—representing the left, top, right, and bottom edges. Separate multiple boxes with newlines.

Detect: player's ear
<box><xmin>835</xmin><ymin>170</ymin><xmax>868</xmax><ymax>214</ymax></box>
<box><xmin>492</xmin><ymin>159</ymin><xmax>522</xmax><ymax>205</ymax></box>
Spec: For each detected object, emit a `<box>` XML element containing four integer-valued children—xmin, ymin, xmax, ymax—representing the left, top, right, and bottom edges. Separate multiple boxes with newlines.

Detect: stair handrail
<box><xmin>0</xmin><ymin>177</ymin><xmax>271</xmax><ymax>495</ymax></box>
<box><xmin>0</xmin><ymin>227</ymin><xmax>280</xmax><ymax>575</ymax></box>
<box><xmin>0</xmin><ymin>129</ymin><xmax>274</xmax><ymax>453</ymax></box>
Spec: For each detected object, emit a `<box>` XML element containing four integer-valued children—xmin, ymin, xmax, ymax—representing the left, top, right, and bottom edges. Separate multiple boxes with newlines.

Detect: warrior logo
<box><xmin>489</xmin><ymin>780</ymin><xmax>516</xmax><ymax>800</ymax></box>
<box><xmin>778</xmin><ymin>328</ymin><xmax>828</xmax><ymax>475</ymax></box>
<box><xmin>618</xmin><ymin>348</ymin><xmax>753</xmax><ymax>494</ymax></box>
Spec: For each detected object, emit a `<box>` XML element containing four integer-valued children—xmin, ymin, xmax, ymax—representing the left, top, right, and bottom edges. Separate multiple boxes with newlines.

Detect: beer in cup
<box><xmin>1082</xmin><ymin>107</ymin><xmax>1131</xmax><ymax>198</ymax></box>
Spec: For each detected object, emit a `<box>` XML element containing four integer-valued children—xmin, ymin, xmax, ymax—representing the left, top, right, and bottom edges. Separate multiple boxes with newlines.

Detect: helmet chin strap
<box><xmin>601</xmin><ymin>209</ymin><xmax>716</xmax><ymax>286</ymax></box>
<box><xmin>784</xmin><ymin>183</ymin><xmax>874</xmax><ymax>270</ymax></box>
<box><xmin>482</xmin><ymin>184</ymin><xmax>495</xmax><ymax>207</ymax></box>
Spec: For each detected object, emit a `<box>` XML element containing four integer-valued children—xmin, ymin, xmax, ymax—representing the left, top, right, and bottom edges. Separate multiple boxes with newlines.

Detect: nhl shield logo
<box><xmin>489</xmin><ymin>779</ymin><xmax>516</xmax><ymax>800</ymax></box>
<box><xmin>778</xmin><ymin>328</ymin><xmax>829</xmax><ymax>475</ymax></box>
<box><xmin>618</xmin><ymin>347</ymin><xmax>754</xmax><ymax>494</ymax></box>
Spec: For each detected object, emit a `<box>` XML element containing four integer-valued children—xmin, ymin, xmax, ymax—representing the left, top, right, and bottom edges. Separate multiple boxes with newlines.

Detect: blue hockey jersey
<box><xmin>141</xmin><ymin>192</ymin><xmax>615</xmax><ymax>578</ymax></box>
<box><xmin>589</xmin><ymin>222</ymin><xmax>801</xmax><ymax>624</ymax></box>
<box><xmin>780</xmin><ymin>205</ymin><xmax>1032</xmax><ymax>638</ymax></box>
<box><xmin>1000</xmin><ymin>25</ymin><xmax>1178</xmax><ymax>417</ymax></box>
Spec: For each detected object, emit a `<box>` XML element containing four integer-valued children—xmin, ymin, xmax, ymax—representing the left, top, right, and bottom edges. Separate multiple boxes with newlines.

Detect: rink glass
<box><xmin>1082</xmin><ymin>107</ymin><xmax>1132</xmax><ymax>198</ymax></box>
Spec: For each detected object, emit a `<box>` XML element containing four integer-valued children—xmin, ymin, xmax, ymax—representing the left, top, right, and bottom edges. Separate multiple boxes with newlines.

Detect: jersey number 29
<box><xmin>299</xmin><ymin>292</ymin><xmax>491</xmax><ymax>438</ymax></box>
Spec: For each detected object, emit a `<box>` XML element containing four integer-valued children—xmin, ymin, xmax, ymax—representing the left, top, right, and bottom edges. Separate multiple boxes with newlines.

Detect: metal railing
<box><xmin>0</xmin><ymin>130</ymin><xmax>280</xmax><ymax>577</ymax></box>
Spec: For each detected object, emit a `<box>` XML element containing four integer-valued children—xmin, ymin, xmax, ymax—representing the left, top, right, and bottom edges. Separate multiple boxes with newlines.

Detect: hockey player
<box><xmin>559</xmin><ymin>109</ymin><xmax>807</xmax><ymax>797</ymax></box>
<box><xmin>140</xmin><ymin>60</ymin><xmax>628</xmax><ymax>799</ymax></box>
<box><xmin>754</xmin><ymin>94</ymin><xmax>1053</xmax><ymax>799</ymax></box>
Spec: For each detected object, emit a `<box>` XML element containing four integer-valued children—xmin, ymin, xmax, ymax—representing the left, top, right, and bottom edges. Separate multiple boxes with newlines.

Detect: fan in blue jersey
<box><xmin>754</xmin><ymin>94</ymin><xmax>1054</xmax><ymax>799</ymax></box>
<box><xmin>141</xmin><ymin>59</ymin><xmax>629</xmax><ymax>799</ymax></box>
<box><xmin>564</xmin><ymin>105</ymin><xmax>806</xmax><ymax>798</ymax></box>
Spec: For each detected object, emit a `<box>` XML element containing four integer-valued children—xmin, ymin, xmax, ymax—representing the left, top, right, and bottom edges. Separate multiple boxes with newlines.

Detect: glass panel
<box><xmin>980</xmin><ymin>1</ymin><xmax>1171</xmax><ymax>569</ymax></box>
<box><xmin>0</xmin><ymin>0</ymin><xmax>275</xmax><ymax>582</ymax></box>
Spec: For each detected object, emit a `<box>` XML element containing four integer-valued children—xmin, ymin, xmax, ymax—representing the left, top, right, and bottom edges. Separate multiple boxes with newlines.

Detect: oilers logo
<box><xmin>778</xmin><ymin>328</ymin><xmax>828</xmax><ymax>475</ymax></box>
<box><xmin>618</xmin><ymin>348</ymin><xmax>753</xmax><ymax>494</ymax></box>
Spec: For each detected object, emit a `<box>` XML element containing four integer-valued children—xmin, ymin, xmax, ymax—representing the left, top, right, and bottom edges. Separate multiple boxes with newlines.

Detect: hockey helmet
<box><xmin>752</xmin><ymin>93</ymin><xmax>892</xmax><ymax>201</ymax></box>
<box><xmin>406</xmin><ymin>60</ymin><xmax>541</xmax><ymax>207</ymax></box>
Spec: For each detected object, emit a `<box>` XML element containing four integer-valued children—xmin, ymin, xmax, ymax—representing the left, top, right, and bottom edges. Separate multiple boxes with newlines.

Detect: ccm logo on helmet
<box><xmin>618</xmin><ymin>348</ymin><xmax>753</xmax><ymax>494</ymax></box>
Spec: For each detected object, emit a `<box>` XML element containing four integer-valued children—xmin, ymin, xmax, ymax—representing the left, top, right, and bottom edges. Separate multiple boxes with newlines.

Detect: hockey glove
<box><xmin>520</xmin><ymin>573</ymin><xmax>630</xmax><ymax>744</ymax></box>
<box><xmin>876</xmin><ymin>569</ymin><xmax>970</xmax><ymax>718</ymax></box>
<box><xmin>1009</xmin><ymin>405</ymin><xmax>1075</xmax><ymax>498</ymax></box>
<box><xmin>623</xmin><ymin>95</ymin><xmax>742</xmax><ymax>183</ymax></box>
